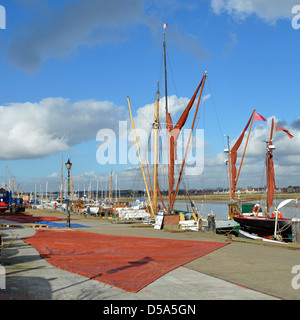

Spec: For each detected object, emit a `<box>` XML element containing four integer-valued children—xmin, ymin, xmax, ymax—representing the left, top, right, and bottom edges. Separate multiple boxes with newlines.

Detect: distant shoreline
<box><xmin>118</xmin><ymin>192</ymin><xmax>300</xmax><ymax>202</ymax></box>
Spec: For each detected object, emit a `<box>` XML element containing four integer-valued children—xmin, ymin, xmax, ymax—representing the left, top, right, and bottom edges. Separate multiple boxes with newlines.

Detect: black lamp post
<box><xmin>65</xmin><ymin>158</ymin><xmax>72</xmax><ymax>227</ymax></box>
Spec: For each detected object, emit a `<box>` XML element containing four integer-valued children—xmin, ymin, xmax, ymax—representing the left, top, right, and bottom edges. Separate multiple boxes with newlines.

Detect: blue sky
<box><xmin>0</xmin><ymin>0</ymin><xmax>300</xmax><ymax>193</ymax></box>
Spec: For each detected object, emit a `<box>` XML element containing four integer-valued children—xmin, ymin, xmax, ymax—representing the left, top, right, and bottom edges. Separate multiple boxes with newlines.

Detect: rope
<box><xmin>206</xmin><ymin>76</ymin><xmax>225</xmax><ymax>149</ymax></box>
<box><xmin>167</xmin><ymin>51</ymin><xmax>179</xmax><ymax>98</ymax></box>
<box><xmin>1</xmin><ymin>229</ymin><xmax>19</xmax><ymax>248</ymax></box>
<box><xmin>128</xmin><ymin>97</ymin><xmax>154</xmax><ymax>128</ymax></box>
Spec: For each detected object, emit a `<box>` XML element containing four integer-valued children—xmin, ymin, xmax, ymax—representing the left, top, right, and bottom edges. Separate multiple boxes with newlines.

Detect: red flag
<box><xmin>253</xmin><ymin>112</ymin><xmax>267</xmax><ymax>121</ymax></box>
<box><xmin>275</xmin><ymin>124</ymin><xmax>294</xmax><ymax>138</ymax></box>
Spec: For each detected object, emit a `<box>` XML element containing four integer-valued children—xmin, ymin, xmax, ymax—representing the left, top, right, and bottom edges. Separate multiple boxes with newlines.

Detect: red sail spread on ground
<box><xmin>0</xmin><ymin>212</ymin><xmax>66</xmax><ymax>223</ymax></box>
<box><xmin>24</xmin><ymin>230</ymin><xmax>229</xmax><ymax>293</ymax></box>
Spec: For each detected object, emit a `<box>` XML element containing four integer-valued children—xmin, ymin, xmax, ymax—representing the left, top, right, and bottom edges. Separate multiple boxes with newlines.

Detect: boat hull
<box><xmin>215</xmin><ymin>219</ymin><xmax>239</xmax><ymax>235</ymax></box>
<box><xmin>233</xmin><ymin>215</ymin><xmax>292</xmax><ymax>240</ymax></box>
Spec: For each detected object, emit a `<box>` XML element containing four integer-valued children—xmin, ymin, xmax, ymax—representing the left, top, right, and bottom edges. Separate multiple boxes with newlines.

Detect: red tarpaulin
<box><xmin>0</xmin><ymin>213</ymin><xmax>66</xmax><ymax>223</ymax></box>
<box><xmin>24</xmin><ymin>230</ymin><xmax>229</xmax><ymax>292</ymax></box>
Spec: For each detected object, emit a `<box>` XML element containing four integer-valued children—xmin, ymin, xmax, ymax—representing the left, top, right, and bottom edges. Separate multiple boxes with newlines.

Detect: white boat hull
<box><xmin>239</xmin><ymin>229</ymin><xmax>287</xmax><ymax>244</ymax></box>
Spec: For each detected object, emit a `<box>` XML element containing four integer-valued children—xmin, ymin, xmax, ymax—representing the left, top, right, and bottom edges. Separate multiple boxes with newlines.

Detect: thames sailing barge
<box><xmin>231</xmin><ymin>116</ymin><xmax>296</xmax><ymax>242</ymax></box>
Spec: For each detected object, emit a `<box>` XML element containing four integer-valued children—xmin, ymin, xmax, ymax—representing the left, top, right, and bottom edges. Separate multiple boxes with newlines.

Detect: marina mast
<box><xmin>163</xmin><ymin>24</ymin><xmax>173</xmax><ymax>212</ymax></box>
<box><xmin>153</xmin><ymin>81</ymin><xmax>160</xmax><ymax>214</ymax></box>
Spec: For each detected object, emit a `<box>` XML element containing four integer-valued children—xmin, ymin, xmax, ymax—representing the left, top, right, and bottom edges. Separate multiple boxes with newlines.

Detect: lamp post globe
<box><xmin>65</xmin><ymin>159</ymin><xmax>72</xmax><ymax>170</ymax></box>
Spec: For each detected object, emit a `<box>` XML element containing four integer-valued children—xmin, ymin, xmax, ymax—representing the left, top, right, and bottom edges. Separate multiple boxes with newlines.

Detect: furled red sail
<box><xmin>167</xmin><ymin>77</ymin><xmax>204</xmax><ymax>210</ymax></box>
<box><xmin>230</xmin><ymin>110</ymin><xmax>255</xmax><ymax>199</ymax></box>
<box><xmin>166</xmin><ymin>111</ymin><xmax>175</xmax><ymax>209</ymax></box>
<box><xmin>172</xmin><ymin>79</ymin><xmax>203</xmax><ymax>141</ymax></box>
<box><xmin>266</xmin><ymin>121</ymin><xmax>294</xmax><ymax>212</ymax></box>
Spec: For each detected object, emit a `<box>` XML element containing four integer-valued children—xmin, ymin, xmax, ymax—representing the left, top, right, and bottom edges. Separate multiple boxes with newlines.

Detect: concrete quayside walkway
<box><xmin>1</xmin><ymin>209</ymin><xmax>300</xmax><ymax>300</ymax></box>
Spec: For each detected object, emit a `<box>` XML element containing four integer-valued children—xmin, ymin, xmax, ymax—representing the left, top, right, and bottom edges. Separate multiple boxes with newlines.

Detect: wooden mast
<box><xmin>163</xmin><ymin>30</ymin><xmax>168</xmax><ymax>115</ymax></box>
<box><xmin>108</xmin><ymin>171</ymin><xmax>112</xmax><ymax>206</ymax></box>
<box><xmin>226</xmin><ymin>136</ymin><xmax>233</xmax><ymax>203</ymax></box>
<box><xmin>71</xmin><ymin>174</ymin><xmax>74</xmax><ymax>201</ymax></box>
<box><xmin>230</xmin><ymin>109</ymin><xmax>256</xmax><ymax>201</ymax></box>
<box><xmin>127</xmin><ymin>97</ymin><xmax>155</xmax><ymax>219</ymax></box>
<box><xmin>266</xmin><ymin>118</ymin><xmax>275</xmax><ymax>215</ymax></box>
<box><xmin>225</xmin><ymin>136</ymin><xmax>235</xmax><ymax>219</ymax></box>
<box><xmin>163</xmin><ymin>25</ymin><xmax>173</xmax><ymax>212</ymax></box>
<box><xmin>235</xmin><ymin>109</ymin><xmax>256</xmax><ymax>189</ymax></box>
<box><xmin>153</xmin><ymin>81</ymin><xmax>160</xmax><ymax>214</ymax></box>
<box><xmin>60</xmin><ymin>155</ymin><xmax>63</xmax><ymax>206</ymax></box>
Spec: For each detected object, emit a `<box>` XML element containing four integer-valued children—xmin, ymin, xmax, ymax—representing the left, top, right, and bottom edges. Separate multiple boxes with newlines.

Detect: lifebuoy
<box><xmin>252</xmin><ymin>204</ymin><xmax>260</xmax><ymax>215</ymax></box>
<box><xmin>271</xmin><ymin>211</ymin><xmax>283</xmax><ymax>219</ymax></box>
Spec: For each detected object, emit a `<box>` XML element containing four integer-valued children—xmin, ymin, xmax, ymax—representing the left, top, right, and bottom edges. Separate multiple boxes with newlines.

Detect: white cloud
<box><xmin>210</xmin><ymin>0</ymin><xmax>298</xmax><ymax>23</ymax></box>
<box><xmin>131</xmin><ymin>95</ymin><xmax>189</xmax><ymax>132</ymax></box>
<box><xmin>47</xmin><ymin>172</ymin><xmax>58</xmax><ymax>178</ymax></box>
<box><xmin>0</xmin><ymin>97</ymin><xmax>125</xmax><ymax>160</ymax></box>
<box><xmin>10</xmin><ymin>98</ymin><xmax>300</xmax><ymax>190</ymax></box>
<box><xmin>7</xmin><ymin>0</ymin><xmax>146</xmax><ymax>72</ymax></box>
<box><xmin>170</xmin><ymin>115</ymin><xmax>300</xmax><ymax>190</ymax></box>
<box><xmin>20</xmin><ymin>113</ymin><xmax>300</xmax><ymax>191</ymax></box>
<box><xmin>7</xmin><ymin>0</ymin><xmax>210</xmax><ymax>73</ymax></box>
<box><xmin>228</xmin><ymin>116</ymin><xmax>300</xmax><ymax>188</ymax></box>
<box><xmin>129</xmin><ymin>93</ymin><xmax>210</xmax><ymax>159</ymax></box>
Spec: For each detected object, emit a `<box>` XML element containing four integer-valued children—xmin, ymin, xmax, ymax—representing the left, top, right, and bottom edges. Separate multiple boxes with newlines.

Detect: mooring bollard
<box><xmin>292</xmin><ymin>218</ymin><xmax>300</xmax><ymax>244</ymax></box>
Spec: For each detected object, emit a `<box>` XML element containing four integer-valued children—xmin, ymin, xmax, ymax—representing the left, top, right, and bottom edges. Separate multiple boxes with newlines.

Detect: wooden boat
<box><xmin>127</xmin><ymin>25</ymin><xmax>209</xmax><ymax>227</ymax></box>
<box><xmin>128</xmin><ymin>25</ymin><xmax>240</xmax><ymax>233</ymax></box>
<box><xmin>0</xmin><ymin>202</ymin><xmax>7</xmax><ymax>213</ymax></box>
<box><xmin>233</xmin><ymin>215</ymin><xmax>292</xmax><ymax>240</ymax></box>
<box><xmin>231</xmin><ymin>117</ymin><xmax>296</xmax><ymax>242</ymax></box>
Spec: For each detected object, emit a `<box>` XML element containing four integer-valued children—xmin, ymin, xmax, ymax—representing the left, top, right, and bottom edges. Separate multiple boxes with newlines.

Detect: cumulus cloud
<box><xmin>21</xmin><ymin>114</ymin><xmax>300</xmax><ymax>191</ymax></box>
<box><xmin>131</xmin><ymin>95</ymin><xmax>190</xmax><ymax>132</ymax></box>
<box><xmin>47</xmin><ymin>172</ymin><xmax>58</xmax><ymax>178</ymax></box>
<box><xmin>165</xmin><ymin>114</ymin><xmax>300</xmax><ymax>190</ymax></box>
<box><xmin>132</xmin><ymin>89</ymin><xmax>211</xmax><ymax>133</ymax></box>
<box><xmin>7</xmin><ymin>0</ymin><xmax>146</xmax><ymax>72</ymax></box>
<box><xmin>128</xmin><ymin>92</ymin><xmax>210</xmax><ymax>159</ymax></box>
<box><xmin>227</xmin><ymin>116</ymin><xmax>300</xmax><ymax>188</ymax></box>
<box><xmin>210</xmin><ymin>0</ymin><xmax>298</xmax><ymax>23</ymax></box>
<box><xmin>7</xmin><ymin>0</ymin><xmax>210</xmax><ymax>73</ymax></box>
<box><xmin>0</xmin><ymin>97</ymin><xmax>125</xmax><ymax>160</ymax></box>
